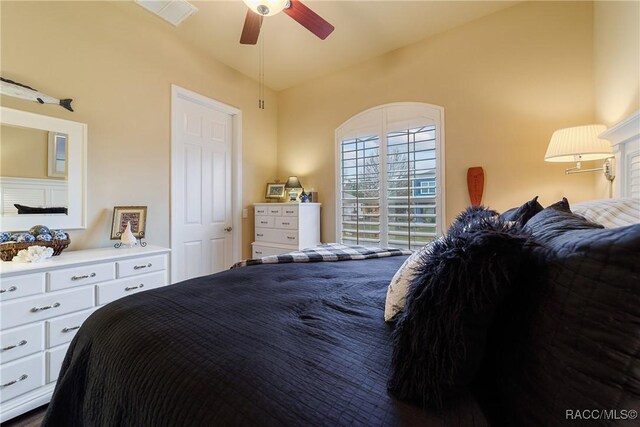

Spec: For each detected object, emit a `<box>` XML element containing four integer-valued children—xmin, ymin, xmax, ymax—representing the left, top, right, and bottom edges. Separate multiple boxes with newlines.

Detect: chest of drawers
<box><xmin>0</xmin><ymin>245</ymin><xmax>170</xmax><ymax>423</ymax></box>
<box><xmin>252</xmin><ymin>203</ymin><xmax>321</xmax><ymax>257</ymax></box>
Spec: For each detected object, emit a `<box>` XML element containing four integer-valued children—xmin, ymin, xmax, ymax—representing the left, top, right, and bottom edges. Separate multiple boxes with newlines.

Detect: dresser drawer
<box><xmin>282</xmin><ymin>205</ymin><xmax>298</xmax><ymax>216</ymax></box>
<box><xmin>267</xmin><ymin>206</ymin><xmax>282</xmax><ymax>216</ymax></box>
<box><xmin>0</xmin><ymin>273</ymin><xmax>45</xmax><ymax>302</ymax></box>
<box><xmin>255</xmin><ymin>227</ymin><xmax>298</xmax><ymax>245</ymax></box>
<box><xmin>96</xmin><ymin>271</ymin><xmax>166</xmax><ymax>306</ymax></box>
<box><xmin>46</xmin><ymin>308</ymin><xmax>95</xmax><ymax>349</ymax></box>
<box><xmin>117</xmin><ymin>255</ymin><xmax>166</xmax><ymax>279</ymax></box>
<box><xmin>48</xmin><ymin>262</ymin><xmax>115</xmax><ymax>292</ymax></box>
<box><xmin>46</xmin><ymin>344</ymin><xmax>69</xmax><ymax>383</ymax></box>
<box><xmin>275</xmin><ymin>217</ymin><xmax>298</xmax><ymax>229</ymax></box>
<box><xmin>0</xmin><ymin>354</ymin><xmax>44</xmax><ymax>403</ymax></box>
<box><xmin>252</xmin><ymin>244</ymin><xmax>291</xmax><ymax>258</ymax></box>
<box><xmin>1</xmin><ymin>287</ymin><xmax>94</xmax><ymax>330</ymax></box>
<box><xmin>255</xmin><ymin>206</ymin><xmax>269</xmax><ymax>216</ymax></box>
<box><xmin>0</xmin><ymin>324</ymin><xmax>43</xmax><ymax>365</ymax></box>
<box><xmin>256</xmin><ymin>216</ymin><xmax>275</xmax><ymax>228</ymax></box>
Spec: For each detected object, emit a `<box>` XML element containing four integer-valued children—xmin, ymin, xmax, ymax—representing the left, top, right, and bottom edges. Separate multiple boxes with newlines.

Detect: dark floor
<box><xmin>1</xmin><ymin>406</ymin><xmax>46</xmax><ymax>427</ymax></box>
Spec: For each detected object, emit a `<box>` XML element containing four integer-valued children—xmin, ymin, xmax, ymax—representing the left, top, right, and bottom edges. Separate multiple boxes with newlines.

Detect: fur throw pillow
<box><xmin>388</xmin><ymin>206</ymin><xmax>533</xmax><ymax>409</ymax></box>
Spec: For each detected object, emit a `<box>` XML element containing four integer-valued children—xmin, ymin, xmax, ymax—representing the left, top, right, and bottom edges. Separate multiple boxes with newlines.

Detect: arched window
<box><xmin>335</xmin><ymin>103</ymin><xmax>445</xmax><ymax>250</ymax></box>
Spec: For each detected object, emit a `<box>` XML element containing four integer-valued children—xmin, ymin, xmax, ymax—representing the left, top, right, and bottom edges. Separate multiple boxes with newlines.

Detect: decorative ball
<box><xmin>0</xmin><ymin>232</ymin><xmax>10</xmax><ymax>243</ymax></box>
<box><xmin>29</xmin><ymin>225</ymin><xmax>51</xmax><ymax>236</ymax></box>
<box><xmin>36</xmin><ymin>234</ymin><xmax>53</xmax><ymax>242</ymax></box>
<box><xmin>10</xmin><ymin>233</ymin><xmax>21</xmax><ymax>241</ymax></box>
<box><xmin>53</xmin><ymin>231</ymin><xmax>68</xmax><ymax>241</ymax></box>
<box><xmin>17</xmin><ymin>234</ymin><xmax>36</xmax><ymax>243</ymax></box>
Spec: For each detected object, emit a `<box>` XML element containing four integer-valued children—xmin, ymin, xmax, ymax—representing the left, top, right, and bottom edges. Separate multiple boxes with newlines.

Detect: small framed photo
<box><xmin>265</xmin><ymin>182</ymin><xmax>285</xmax><ymax>199</ymax></box>
<box><xmin>111</xmin><ymin>206</ymin><xmax>147</xmax><ymax>239</ymax></box>
<box><xmin>47</xmin><ymin>132</ymin><xmax>67</xmax><ymax>178</ymax></box>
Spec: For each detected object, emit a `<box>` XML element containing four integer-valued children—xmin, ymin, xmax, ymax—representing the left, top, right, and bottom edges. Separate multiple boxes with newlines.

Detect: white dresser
<box><xmin>0</xmin><ymin>245</ymin><xmax>170</xmax><ymax>423</ymax></box>
<box><xmin>252</xmin><ymin>203</ymin><xmax>321</xmax><ymax>258</ymax></box>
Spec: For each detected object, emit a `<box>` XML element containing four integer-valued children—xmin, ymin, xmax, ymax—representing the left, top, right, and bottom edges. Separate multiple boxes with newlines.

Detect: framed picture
<box><xmin>111</xmin><ymin>206</ymin><xmax>147</xmax><ymax>239</ymax></box>
<box><xmin>47</xmin><ymin>132</ymin><xmax>67</xmax><ymax>178</ymax></box>
<box><xmin>265</xmin><ymin>182</ymin><xmax>286</xmax><ymax>199</ymax></box>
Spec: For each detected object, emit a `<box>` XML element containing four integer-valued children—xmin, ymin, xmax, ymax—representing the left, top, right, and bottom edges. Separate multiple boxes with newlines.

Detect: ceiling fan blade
<box><xmin>240</xmin><ymin>9</ymin><xmax>262</xmax><ymax>45</ymax></box>
<box><xmin>284</xmin><ymin>0</ymin><xmax>334</xmax><ymax>40</ymax></box>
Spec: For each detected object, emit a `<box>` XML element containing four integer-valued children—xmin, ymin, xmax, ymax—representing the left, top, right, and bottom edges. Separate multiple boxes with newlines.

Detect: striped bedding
<box><xmin>232</xmin><ymin>243</ymin><xmax>412</xmax><ymax>268</ymax></box>
<box><xmin>572</xmin><ymin>198</ymin><xmax>639</xmax><ymax>228</ymax></box>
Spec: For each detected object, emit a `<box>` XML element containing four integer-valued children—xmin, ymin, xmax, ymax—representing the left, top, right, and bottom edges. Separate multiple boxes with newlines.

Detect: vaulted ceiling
<box><xmin>119</xmin><ymin>1</ymin><xmax>518</xmax><ymax>91</ymax></box>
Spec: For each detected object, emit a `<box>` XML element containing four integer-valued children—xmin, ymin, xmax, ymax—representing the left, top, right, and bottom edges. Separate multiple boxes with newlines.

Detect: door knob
<box><xmin>224</xmin><ymin>226</ymin><xmax>233</xmax><ymax>232</ymax></box>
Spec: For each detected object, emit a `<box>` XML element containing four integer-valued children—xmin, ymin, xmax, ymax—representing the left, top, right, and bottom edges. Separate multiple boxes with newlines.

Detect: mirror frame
<box><xmin>1</xmin><ymin>106</ymin><xmax>87</xmax><ymax>231</ymax></box>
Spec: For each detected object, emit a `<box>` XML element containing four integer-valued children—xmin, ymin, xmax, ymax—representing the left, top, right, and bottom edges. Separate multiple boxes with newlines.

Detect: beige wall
<box><xmin>277</xmin><ymin>1</ymin><xmax>597</xmax><ymax>243</ymax></box>
<box><xmin>0</xmin><ymin>125</ymin><xmax>50</xmax><ymax>179</ymax></box>
<box><xmin>593</xmin><ymin>0</ymin><xmax>640</xmax><ymax>198</ymax></box>
<box><xmin>0</xmin><ymin>1</ymin><xmax>278</xmax><ymax>258</ymax></box>
<box><xmin>594</xmin><ymin>0</ymin><xmax>640</xmax><ymax>126</ymax></box>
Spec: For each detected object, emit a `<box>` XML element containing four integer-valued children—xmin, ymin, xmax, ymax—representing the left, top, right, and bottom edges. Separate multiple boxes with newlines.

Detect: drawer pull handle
<box><xmin>286</xmin><ymin>211</ymin><xmax>294</xmax><ymax>214</ymax></box>
<box><xmin>62</xmin><ymin>326</ymin><xmax>81</xmax><ymax>333</ymax></box>
<box><xmin>133</xmin><ymin>263</ymin><xmax>152</xmax><ymax>270</ymax></box>
<box><xmin>287</xmin><ymin>236</ymin><xmax>295</xmax><ymax>240</ymax></box>
<box><xmin>31</xmin><ymin>302</ymin><xmax>60</xmax><ymax>312</ymax></box>
<box><xmin>71</xmin><ymin>273</ymin><xmax>96</xmax><ymax>281</ymax></box>
<box><xmin>0</xmin><ymin>286</ymin><xmax>17</xmax><ymax>293</ymax></box>
<box><xmin>125</xmin><ymin>284</ymin><xmax>144</xmax><ymax>291</ymax></box>
<box><xmin>1</xmin><ymin>374</ymin><xmax>28</xmax><ymax>388</ymax></box>
<box><xmin>255</xmin><ymin>251</ymin><xmax>263</xmax><ymax>255</ymax></box>
<box><xmin>282</xmin><ymin>222</ymin><xmax>290</xmax><ymax>225</ymax></box>
<box><xmin>257</xmin><ymin>233</ymin><xmax>264</xmax><ymax>237</ymax></box>
<box><xmin>1</xmin><ymin>340</ymin><xmax>27</xmax><ymax>352</ymax></box>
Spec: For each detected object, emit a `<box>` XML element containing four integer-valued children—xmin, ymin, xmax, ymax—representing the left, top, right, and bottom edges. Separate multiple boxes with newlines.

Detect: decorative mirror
<box><xmin>0</xmin><ymin>106</ymin><xmax>87</xmax><ymax>231</ymax></box>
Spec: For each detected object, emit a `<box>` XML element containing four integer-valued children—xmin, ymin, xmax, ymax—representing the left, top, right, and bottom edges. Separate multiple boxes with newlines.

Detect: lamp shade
<box><xmin>242</xmin><ymin>0</ymin><xmax>289</xmax><ymax>16</ymax></box>
<box><xmin>544</xmin><ymin>124</ymin><xmax>611</xmax><ymax>162</ymax></box>
<box><xmin>285</xmin><ymin>176</ymin><xmax>302</xmax><ymax>188</ymax></box>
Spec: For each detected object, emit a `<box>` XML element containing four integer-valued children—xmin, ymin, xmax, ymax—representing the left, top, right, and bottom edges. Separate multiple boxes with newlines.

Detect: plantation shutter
<box><xmin>340</xmin><ymin>135</ymin><xmax>381</xmax><ymax>245</ymax></box>
<box><xmin>386</xmin><ymin>125</ymin><xmax>438</xmax><ymax>250</ymax></box>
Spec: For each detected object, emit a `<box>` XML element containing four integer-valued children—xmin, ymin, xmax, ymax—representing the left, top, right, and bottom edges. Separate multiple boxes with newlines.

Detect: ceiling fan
<box><xmin>240</xmin><ymin>0</ymin><xmax>335</xmax><ymax>45</ymax></box>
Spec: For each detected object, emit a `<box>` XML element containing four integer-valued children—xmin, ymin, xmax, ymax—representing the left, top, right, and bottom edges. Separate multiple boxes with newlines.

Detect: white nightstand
<box><xmin>252</xmin><ymin>203</ymin><xmax>321</xmax><ymax>258</ymax></box>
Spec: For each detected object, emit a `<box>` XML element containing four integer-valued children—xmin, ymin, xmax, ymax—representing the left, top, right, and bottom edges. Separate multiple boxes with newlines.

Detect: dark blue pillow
<box><xmin>524</xmin><ymin>197</ymin><xmax>602</xmax><ymax>240</ymax></box>
<box><xmin>500</xmin><ymin>196</ymin><xmax>544</xmax><ymax>226</ymax></box>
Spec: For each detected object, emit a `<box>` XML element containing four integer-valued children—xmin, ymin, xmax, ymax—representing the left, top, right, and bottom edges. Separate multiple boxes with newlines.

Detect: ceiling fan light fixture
<box><xmin>243</xmin><ymin>0</ymin><xmax>290</xmax><ymax>16</ymax></box>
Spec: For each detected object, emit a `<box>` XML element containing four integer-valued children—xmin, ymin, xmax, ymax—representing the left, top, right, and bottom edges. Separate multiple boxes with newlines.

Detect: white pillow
<box><xmin>384</xmin><ymin>243</ymin><xmax>433</xmax><ymax>322</ymax></box>
<box><xmin>572</xmin><ymin>198</ymin><xmax>640</xmax><ymax>228</ymax></box>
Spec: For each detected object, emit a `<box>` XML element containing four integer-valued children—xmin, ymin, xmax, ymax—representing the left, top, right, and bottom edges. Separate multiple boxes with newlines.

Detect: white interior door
<box><xmin>171</xmin><ymin>87</ymin><xmax>237</xmax><ymax>283</ymax></box>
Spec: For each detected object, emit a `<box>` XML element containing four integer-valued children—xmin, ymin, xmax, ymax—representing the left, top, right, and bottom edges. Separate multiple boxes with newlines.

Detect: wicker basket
<box><xmin>0</xmin><ymin>237</ymin><xmax>71</xmax><ymax>262</ymax></box>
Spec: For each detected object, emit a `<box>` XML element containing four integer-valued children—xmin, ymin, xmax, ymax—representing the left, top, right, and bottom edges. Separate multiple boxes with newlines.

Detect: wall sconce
<box><xmin>285</xmin><ymin>176</ymin><xmax>303</xmax><ymax>202</ymax></box>
<box><xmin>544</xmin><ymin>124</ymin><xmax>615</xmax><ymax>181</ymax></box>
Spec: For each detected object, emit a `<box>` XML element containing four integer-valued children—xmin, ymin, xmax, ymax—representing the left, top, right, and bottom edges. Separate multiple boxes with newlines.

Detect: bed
<box><xmin>42</xmin><ymin>253</ymin><xmax>490</xmax><ymax>426</ymax></box>
<box><xmin>43</xmin><ymin>115</ymin><xmax>639</xmax><ymax>426</ymax></box>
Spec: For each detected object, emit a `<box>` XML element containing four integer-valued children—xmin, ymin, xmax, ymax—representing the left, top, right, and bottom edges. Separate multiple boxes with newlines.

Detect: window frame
<box><xmin>334</xmin><ymin>102</ymin><xmax>446</xmax><ymax>248</ymax></box>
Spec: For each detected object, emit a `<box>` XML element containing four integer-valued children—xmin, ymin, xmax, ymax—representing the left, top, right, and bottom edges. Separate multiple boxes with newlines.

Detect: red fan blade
<box><xmin>284</xmin><ymin>0</ymin><xmax>334</xmax><ymax>40</ymax></box>
<box><xmin>240</xmin><ymin>9</ymin><xmax>262</xmax><ymax>45</ymax></box>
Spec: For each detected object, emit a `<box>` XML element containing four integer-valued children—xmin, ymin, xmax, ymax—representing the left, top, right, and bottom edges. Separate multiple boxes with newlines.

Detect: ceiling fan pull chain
<box><xmin>259</xmin><ymin>34</ymin><xmax>265</xmax><ymax>109</ymax></box>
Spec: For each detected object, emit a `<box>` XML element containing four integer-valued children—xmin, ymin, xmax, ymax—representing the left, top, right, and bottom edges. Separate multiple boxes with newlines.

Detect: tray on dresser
<box><xmin>0</xmin><ymin>237</ymin><xmax>71</xmax><ymax>262</ymax></box>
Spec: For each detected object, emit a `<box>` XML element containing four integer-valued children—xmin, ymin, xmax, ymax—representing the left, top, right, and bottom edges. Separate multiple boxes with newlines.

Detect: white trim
<box><xmin>599</xmin><ymin>110</ymin><xmax>640</xmax><ymax>147</ymax></box>
<box><xmin>599</xmin><ymin>110</ymin><xmax>640</xmax><ymax>198</ymax></box>
<box><xmin>0</xmin><ymin>107</ymin><xmax>87</xmax><ymax>231</ymax></box>
<box><xmin>335</xmin><ymin>102</ymin><xmax>445</xmax><ymax>246</ymax></box>
<box><xmin>170</xmin><ymin>85</ymin><xmax>242</xmax><ymax>282</ymax></box>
